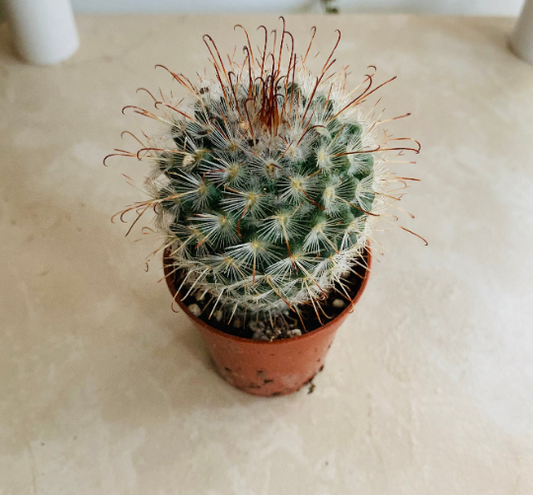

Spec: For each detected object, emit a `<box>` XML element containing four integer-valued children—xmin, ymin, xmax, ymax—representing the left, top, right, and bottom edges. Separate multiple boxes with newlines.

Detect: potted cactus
<box><xmin>107</xmin><ymin>20</ymin><xmax>422</xmax><ymax>396</ymax></box>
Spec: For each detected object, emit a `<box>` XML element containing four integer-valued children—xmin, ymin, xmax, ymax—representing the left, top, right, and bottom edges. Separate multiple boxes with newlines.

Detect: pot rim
<box><xmin>163</xmin><ymin>246</ymin><xmax>372</xmax><ymax>346</ymax></box>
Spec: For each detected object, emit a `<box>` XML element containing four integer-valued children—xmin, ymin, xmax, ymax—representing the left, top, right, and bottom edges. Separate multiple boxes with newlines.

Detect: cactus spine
<box><xmin>110</xmin><ymin>21</ymin><xmax>420</xmax><ymax>328</ymax></box>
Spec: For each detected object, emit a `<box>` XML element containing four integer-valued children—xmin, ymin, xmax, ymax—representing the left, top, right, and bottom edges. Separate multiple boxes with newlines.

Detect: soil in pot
<box><xmin>165</xmin><ymin>248</ymin><xmax>370</xmax><ymax>341</ymax></box>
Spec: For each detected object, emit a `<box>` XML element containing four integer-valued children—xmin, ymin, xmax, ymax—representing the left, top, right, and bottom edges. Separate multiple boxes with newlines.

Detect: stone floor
<box><xmin>1</xmin><ymin>14</ymin><xmax>532</xmax><ymax>495</ymax></box>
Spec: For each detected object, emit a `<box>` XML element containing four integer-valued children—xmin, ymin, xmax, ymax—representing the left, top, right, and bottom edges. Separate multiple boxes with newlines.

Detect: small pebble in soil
<box><xmin>214</xmin><ymin>310</ymin><xmax>223</xmax><ymax>322</ymax></box>
<box><xmin>288</xmin><ymin>329</ymin><xmax>302</xmax><ymax>337</ymax></box>
<box><xmin>188</xmin><ymin>304</ymin><xmax>201</xmax><ymax>317</ymax></box>
<box><xmin>248</xmin><ymin>320</ymin><xmax>265</xmax><ymax>332</ymax></box>
<box><xmin>332</xmin><ymin>299</ymin><xmax>346</xmax><ymax>309</ymax></box>
<box><xmin>232</xmin><ymin>318</ymin><xmax>242</xmax><ymax>329</ymax></box>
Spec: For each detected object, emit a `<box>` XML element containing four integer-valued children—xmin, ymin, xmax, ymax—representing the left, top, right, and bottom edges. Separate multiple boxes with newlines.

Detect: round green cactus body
<box><xmin>159</xmin><ymin>89</ymin><xmax>373</xmax><ymax>314</ymax></box>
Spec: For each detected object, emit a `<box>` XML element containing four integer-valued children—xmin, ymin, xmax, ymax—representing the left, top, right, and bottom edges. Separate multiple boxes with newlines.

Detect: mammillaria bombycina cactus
<box><xmin>108</xmin><ymin>19</ymin><xmax>422</xmax><ymax>337</ymax></box>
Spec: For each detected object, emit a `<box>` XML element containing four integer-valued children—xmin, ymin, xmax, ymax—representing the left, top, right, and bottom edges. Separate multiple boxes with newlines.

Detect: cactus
<box><xmin>109</xmin><ymin>20</ymin><xmax>421</xmax><ymax>332</ymax></box>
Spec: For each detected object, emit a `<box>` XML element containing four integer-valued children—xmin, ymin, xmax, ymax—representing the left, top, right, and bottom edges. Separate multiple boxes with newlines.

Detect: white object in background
<box><xmin>511</xmin><ymin>0</ymin><xmax>533</xmax><ymax>64</ymax></box>
<box><xmin>3</xmin><ymin>0</ymin><xmax>79</xmax><ymax>65</ymax></box>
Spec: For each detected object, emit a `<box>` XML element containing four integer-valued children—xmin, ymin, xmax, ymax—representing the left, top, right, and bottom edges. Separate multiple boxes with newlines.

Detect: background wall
<box><xmin>71</xmin><ymin>0</ymin><xmax>525</xmax><ymax>16</ymax></box>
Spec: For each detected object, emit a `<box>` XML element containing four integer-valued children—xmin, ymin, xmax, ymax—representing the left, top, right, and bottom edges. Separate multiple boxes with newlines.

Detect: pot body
<box><xmin>164</xmin><ymin>249</ymin><xmax>371</xmax><ymax>397</ymax></box>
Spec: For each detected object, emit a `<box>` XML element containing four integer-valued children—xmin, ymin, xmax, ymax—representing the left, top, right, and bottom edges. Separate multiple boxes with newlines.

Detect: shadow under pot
<box><xmin>163</xmin><ymin>247</ymin><xmax>372</xmax><ymax>397</ymax></box>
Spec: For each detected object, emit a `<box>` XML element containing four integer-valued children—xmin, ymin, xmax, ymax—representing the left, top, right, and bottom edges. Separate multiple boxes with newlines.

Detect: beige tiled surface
<box><xmin>1</xmin><ymin>14</ymin><xmax>533</xmax><ymax>495</ymax></box>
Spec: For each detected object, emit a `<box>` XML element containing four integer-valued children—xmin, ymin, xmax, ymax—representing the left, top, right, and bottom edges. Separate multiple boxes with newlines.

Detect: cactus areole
<box><xmin>109</xmin><ymin>19</ymin><xmax>421</xmax><ymax>341</ymax></box>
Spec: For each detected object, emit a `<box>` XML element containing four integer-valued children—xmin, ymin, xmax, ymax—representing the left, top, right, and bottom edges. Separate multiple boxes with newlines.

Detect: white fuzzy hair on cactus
<box><xmin>107</xmin><ymin>18</ymin><xmax>423</xmax><ymax>328</ymax></box>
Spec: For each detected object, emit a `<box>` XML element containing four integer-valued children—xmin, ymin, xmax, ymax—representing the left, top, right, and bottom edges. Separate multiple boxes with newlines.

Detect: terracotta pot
<box><xmin>163</xmin><ymin>248</ymin><xmax>371</xmax><ymax>397</ymax></box>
